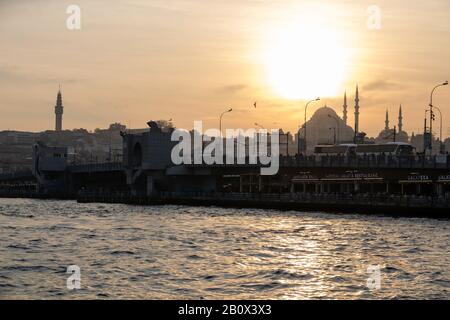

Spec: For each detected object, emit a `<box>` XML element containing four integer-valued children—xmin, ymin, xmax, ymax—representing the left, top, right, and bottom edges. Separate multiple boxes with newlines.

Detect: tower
<box><xmin>385</xmin><ymin>109</ymin><xmax>390</xmax><ymax>131</ymax></box>
<box><xmin>398</xmin><ymin>104</ymin><xmax>403</xmax><ymax>132</ymax></box>
<box><xmin>55</xmin><ymin>87</ymin><xmax>63</xmax><ymax>131</ymax></box>
<box><xmin>343</xmin><ymin>91</ymin><xmax>348</xmax><ymax>125</ymax></box>
<box><xmin>354</xmin><ymin>85</ymin><xmax>360</xmax><ymax>134</ymax></box>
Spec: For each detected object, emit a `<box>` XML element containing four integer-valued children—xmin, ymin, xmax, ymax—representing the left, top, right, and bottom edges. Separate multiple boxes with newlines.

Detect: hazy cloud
<box><xmin>0</xmin><ymin>66</ymin><xmax>85</xmax><ymax>84</ymax></box>
<box><xmin>218</xmin><ymin>84</ymin><xmax>249</xmax><ymax>94</ymax></box>
<box><xmin>363</xmin><ymin>80</ymin><xmax>402</xmax><ymax>92</ymax></box>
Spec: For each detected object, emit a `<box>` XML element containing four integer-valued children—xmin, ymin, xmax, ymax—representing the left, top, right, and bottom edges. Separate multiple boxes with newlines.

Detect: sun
<box><xmin>263</xmin><ymin>14</ymin><xmax>351</xmax><ymax>100</ymax></box>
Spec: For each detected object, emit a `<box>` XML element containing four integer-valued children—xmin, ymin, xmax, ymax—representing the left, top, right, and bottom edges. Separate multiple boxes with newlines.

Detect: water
<box><xmin>0</xmin><ymin>198</ymin><xmax>448</xmax><ymax>300</ymax></box>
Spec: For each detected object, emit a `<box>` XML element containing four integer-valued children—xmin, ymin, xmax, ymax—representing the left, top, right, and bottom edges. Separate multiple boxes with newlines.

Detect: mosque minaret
<box><xmin>54</xmin><ymin>87</ymin><xmax>64</xmax><ymax>131</ymax></box>
<box><xmin>376</xmin><ymin>105</ymin><xmax>409</xmax><ymax>143</ymax></box>
<box><xmin>343</xmin><ymin>91</ymin><xmax>348</xmax><ymax>126</ymax></box>
<box><xmin>385</xmin><ymin>109</ymin><xmax>390</xmax><ymax>131</ymax></box>
<box><xmin>297</xmin><ymin>86</ymin><xmax>412</xmax><ymax>153</ymax></box>
<box><xmin>354</xmin><ymin>85</ymin><xmax>360</xmax><ymax>134</ymax></box>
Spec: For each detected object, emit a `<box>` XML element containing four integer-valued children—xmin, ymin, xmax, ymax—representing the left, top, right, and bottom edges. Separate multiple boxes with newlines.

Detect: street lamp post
<box><xmin>219</xmin><ymin>108</ymin><xmax>233</xmax><ymax>136</ymax></box>
<box><xmin>255</xmin><ymin>122</ymin><xmax>289</xmax><ymax>156</ymax></box>
<box><xmin>329</xmin><ymin>127</ymin><xmax>337</xmax><ymax>144</ymax></box>
<box><xmin>429</xmin><ymin>81</ymin><xmax>448</xmax><ymax>153</ymax></box>
<box><xmin>433</xmin><ymin>105</ymin><xmax>444</xmax><ymax>153</ymax></box>
<box><xmin>279</xmin><ymin>130</ymin><xmax>289</xmax><ymax>157</ymax></box>
<box><xmin>303</xmin><ymin>97</ymin><xmax>320</xmax><ymax>154</ymax></box>
<box><xmin>327</xmin><ymin>114</ymin><xmax>340</xmax><ymax>144</ymax></box>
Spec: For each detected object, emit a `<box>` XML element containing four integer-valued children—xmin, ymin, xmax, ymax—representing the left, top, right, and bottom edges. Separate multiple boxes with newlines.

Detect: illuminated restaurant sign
<box><xmin>407</xmin><ymin>175</ymin><xmax>430</xmax><ymax>181</ymax></box>
<box><xmin>438</xmin><ymin>175</ymin><xmax>450</xmax><ymax>181</ymax></box>
<box><xmin>324</xmin><ymin>173</ymin><xmax>380</xmax><ymax>180</ymax></box>
<box><xmin>292</xmin><ymin>174</ymin><xmax>318</xmax><ymax>181</ymax></box>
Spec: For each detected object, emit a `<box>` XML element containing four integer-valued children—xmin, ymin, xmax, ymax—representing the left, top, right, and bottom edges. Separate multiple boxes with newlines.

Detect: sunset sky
<box><xmin>1</xmin><ymin>0</ymin><xmax>449</xmax><ymax>137</ymax></box>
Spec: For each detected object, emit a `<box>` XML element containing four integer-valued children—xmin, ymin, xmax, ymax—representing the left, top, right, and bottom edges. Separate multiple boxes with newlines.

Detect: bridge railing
<box><xmin>182</xmin><ymin>154</ymin><xmax>449</xmax><ymax>169</ymax></box>
<box><xmin>0</xmin><ymin>169</ymin><xmax>34</xmax><ymax>182</ymax></box>
<box><xmin>278</xmin><ymin>154</ymin><xmax>450</xmax><ymax>169</ymax></box>
<box><xmin>60</xmin><ymin>154</ymin><xmax>450</xmax><ymax>172</ymax></box>
<box><xmin>68</xmin><ymin>162</ymin><xmax>123</xmax><ymax>173</ymax></box>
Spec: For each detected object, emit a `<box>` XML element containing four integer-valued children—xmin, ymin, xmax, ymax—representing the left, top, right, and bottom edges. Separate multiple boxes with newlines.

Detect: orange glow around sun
<box><xmin>262</xmin><ymin>6</ymin><xmax>353</xmax><ymax>100</ymax></box>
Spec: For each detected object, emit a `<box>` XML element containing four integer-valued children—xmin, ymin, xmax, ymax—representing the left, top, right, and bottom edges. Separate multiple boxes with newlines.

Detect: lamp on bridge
<box><xmin>303</xmin><ymin>97</ymin><xmax>320</xmax><ymax>154</ymax></box>
<box><xmin>428</xmin><ymin>81</ymin><xmax>448</xmax><ymax>154</ymax></box>
<box><xmin>219</xmin><ymin>108</ymin><xmax>233</xmax><ymax>136</ymax></box>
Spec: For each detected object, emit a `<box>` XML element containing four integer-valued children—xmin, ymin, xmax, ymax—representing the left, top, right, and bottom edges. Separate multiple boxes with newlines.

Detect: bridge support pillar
<box><xmin>435</xmin><ymin>184</ymin><xmax>443</xmax><ymax>197</ymax></box>
<box><xmin>146</xmin><ymin>175</ymin><xmax>155</xmax><ymax>197</ymax></box>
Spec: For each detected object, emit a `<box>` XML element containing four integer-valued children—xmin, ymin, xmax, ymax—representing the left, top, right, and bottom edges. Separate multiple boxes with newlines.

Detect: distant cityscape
<box><xmin>0</xmin><ymin>86</ymin><xmax>448</xmax><ymax>174</ymax></box>
<box><xmin>0</xmin><ymin>89</ymin><xmax>147</xmax><ymax>174</ymax></box>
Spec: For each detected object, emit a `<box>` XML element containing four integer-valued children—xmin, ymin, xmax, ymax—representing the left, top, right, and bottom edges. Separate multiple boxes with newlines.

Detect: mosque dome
<box><xmin>311</xmin><ymin>105</ymin><xmax>339</xmax><ymax>118</ymax></box>
<box><xmin>375</xmin><ymin>106</ymin><xmax>409</xmax><ymax>144</ymax></box>
<box><xmin>298</xmin><ymin>105</ymin><xmax>355</xmax><ymax>153</ymax></box>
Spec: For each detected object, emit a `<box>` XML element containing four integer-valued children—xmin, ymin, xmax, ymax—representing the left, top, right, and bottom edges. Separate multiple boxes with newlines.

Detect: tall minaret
<box><xmin>55</xmin><ymin>86</ymin><xmax>63</xmax><ymax>131</ymax></box>
<box><xmin>354</xmin><ymin>85</ymin><xmax>360</xmax><ymax>134</ymax></box>
<box><xmin>385</xmin><ymin>109</ymin><xmax>390</xmax><ymax>131</ymax></box>
<box><xmin>398</xmin><ymin>104</ymin><xmax>403</xmax><ymax>132</ymax></box>
<box><xmin>343</xmin><ymin>91</ymin><xmax>348</xmax><ymax>125</ymax></box>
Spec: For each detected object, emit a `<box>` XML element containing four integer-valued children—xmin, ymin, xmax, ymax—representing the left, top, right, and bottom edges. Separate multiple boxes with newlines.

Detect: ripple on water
<box><xmin>240</xmin><ymin>281</ymin><xmax>294</xmax><ymax>291</ymax></box>
<box><xmin>187</xmin><ymin>254</ymin><xmax>203</xmax><ymax>260</ymax></box>
<box><xmin>6</xmin><ymin>244</ymin><xmax>29</xmax><ymax>250</ymax></box>
<box><xmin>269</xmin><ymin>269</ymin><xmax>315</xmax><ymax>281</ymax></box>
<box><xmin>0</xmin><ymin>198</ymin><xmax>448</xmax><ymax>299</ymax></box>
<box><xmin>110</xmin><ymin>250</ymin><xmax>136</xmax><ymax>256</ymax></box>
